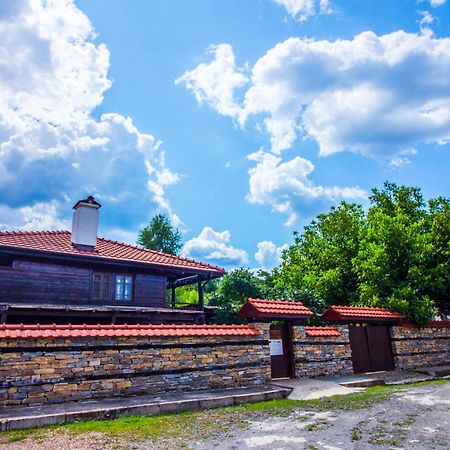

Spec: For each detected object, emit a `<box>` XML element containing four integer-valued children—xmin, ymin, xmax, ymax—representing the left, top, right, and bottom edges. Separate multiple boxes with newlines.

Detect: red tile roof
<box><xmin>305</xmin><ymin>326</ymin><xmax>341</xmax><ymax>337</ymax></box>
<box><xmin>238</xmin><ymin>298</ymin><xmax>313</xmax><ymax>320</ymax></box>
<box><xmin>321</xmin><ymin>305</ymin><xmax>404</xmax><ymax>323</ymax></box>
<box><xmin>0</xmin><ymin>230</ymin><xmax>224</xmax><ymax>274</ymax></box>
<box><xmin>0</xmin><ymin>324</ymin><xmax>260</xmax><ymax>339</ymax></box>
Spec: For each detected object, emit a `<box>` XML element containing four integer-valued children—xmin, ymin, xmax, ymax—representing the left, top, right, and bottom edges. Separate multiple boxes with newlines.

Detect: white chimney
<box><xmin>71</xmin><ymin>196</ymin><xmax>101</xmax><ymax>250</ymax></box>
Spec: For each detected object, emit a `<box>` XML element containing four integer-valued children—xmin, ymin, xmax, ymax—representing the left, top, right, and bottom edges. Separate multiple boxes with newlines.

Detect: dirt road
<box><xmin>194</xmin><ymin>381</ymin><xmax>450</xmax><ymax>450</ymax></box>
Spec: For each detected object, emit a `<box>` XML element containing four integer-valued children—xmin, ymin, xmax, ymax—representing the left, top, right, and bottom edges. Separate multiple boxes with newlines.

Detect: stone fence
<box><xmin>293</xmin><ymin>325</ymin><xmax>353</xmax><ymax>378</ymax></box>
<box><xmin>1</xmin><ymin>322</ymin><xmax>449</xmax><ymax>410</ymax></box>
<box><xmin>0</xmin><ymin>324</ymin><xmax>270</xmax><ymax>409</ymax></box>
<box><xmin>391</xmin><ymin>324</ymin><xmax>450</xmax><ymax>369</ymax></box>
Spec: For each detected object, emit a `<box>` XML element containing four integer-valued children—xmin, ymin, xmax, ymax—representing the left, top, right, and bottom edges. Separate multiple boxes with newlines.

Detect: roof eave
<box><xmin>0</xmin><ymin>245</ymin><xmax>225</xmax><ymax>279</ymax></box>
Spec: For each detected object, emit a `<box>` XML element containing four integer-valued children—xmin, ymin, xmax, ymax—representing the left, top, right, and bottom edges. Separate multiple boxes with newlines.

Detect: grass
<box><xmin>351</xmin><ymin>427</ymin><xmax>362</xmax><ymax>441</ymax></box>
<box><xmin>0</xmin><ymin>379</ymin><xmax>447</xmax><ymax>445</ymax></box>
<box><xmin>306</xmin><ymin>419</ymin><xmax>328</xmax><ymax>432</ymax></box>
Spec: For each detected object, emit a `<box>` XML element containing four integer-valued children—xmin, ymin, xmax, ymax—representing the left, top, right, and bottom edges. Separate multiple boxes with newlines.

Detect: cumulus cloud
<box><xmin>179</xmin><ymin>31</ymin><xmax>450</xmax><ymax>157</ymax></box>
<box><xmin>0</xmin><ymin>0</ymin><xmax>179</xmax><ymax>233</ymax></box>
<box><xmin>247</xmin><ymin>150</ymin><xmax>366</xmax><ymax>225</ymax></box>
<box><xmin>182</xmin><ymin>226</ymin><xmax>249</xmax><ymax>267</ymax></box>
<box><xmin>274</xmin><ymin>0</ymin><xmax>332</xmax><ymax>22</ymax></box>
<box><xmin>255</xmin><ymin>240</ymin><xmax>288</xmax><ymax>270</ymax></box>
<box><xmin>0</xmin><ymin>200</ymin><xmax>69</xmax><ymax>232</ymax></box>
<box><xmin>175</xmin><ymin>44</ymin><xmax>248</xmax><ymax>119</ymax></box>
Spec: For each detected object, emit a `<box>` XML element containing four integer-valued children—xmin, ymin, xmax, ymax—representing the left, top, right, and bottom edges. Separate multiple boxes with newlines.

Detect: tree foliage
<box><xmin>137</xmin><ymin>214</ymin><xmax>183</xmax><ymax>255</ymax></box>
<box><xmin>275</xmin><ymin>182</ymin><xmax>450</xmax><ymax>326</ymax></box>
<box><xmin>354</xmin><ymin>183</ymin><xmax>437</xmax><ymax>325</ymax></box>
<box><xmin>274</xmin><ymin>202</ymin><xmax>364</xmax><ymax>307</ymax></box>
<box><xmin>208</xmin><ymin>268</ymin><xmax>262</xmax><ymax>324</ymax></box>
<box><xmin>207</xmin><ymin>268</ymin><xmax>326</xmax><ymax>324</ymax></box>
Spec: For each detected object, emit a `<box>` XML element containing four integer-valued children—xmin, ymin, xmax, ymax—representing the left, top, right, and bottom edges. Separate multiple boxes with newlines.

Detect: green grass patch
<box><xmin>0</xmin><ymin>428</ymin><xmax>42</xmax><ymax>444</ymax></box>
<box><xmin>351</xmin><ymin>427</ymin><xmax>362</xmax><ymax>441</ymax></box>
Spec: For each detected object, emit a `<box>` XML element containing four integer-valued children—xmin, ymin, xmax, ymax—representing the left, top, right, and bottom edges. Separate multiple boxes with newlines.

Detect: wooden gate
<box><xmin>349</xmin><ymin>324</ymin><xmax>395</xmax><ymax>373</ymax></box>
<box><xmin>269</xmin><ymin>323</ymin><xmax>294</xmax><ymax>379</ymax></box>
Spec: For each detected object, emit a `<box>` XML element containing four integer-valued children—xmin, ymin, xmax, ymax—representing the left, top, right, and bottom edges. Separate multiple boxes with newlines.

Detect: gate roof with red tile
<box><xmin>0</xmin><ymin>230</ymin><xmax>224</xmax><ymax>275</ymax></box>
<box><xmin>321</xmin><ymin>305</ymin><xmax>404</xmax><ymax>323</ymax></box>
<box><xmin>0</xmin><ymin>323</ymin><xmax>260</xmax><ymax>339</ymax></box>
<box><xmin>305</xmin><ymin>326</ymin><xmax>341</xmax><ymax>337</ymax></box>
<box><xmin>237</xmin><ymin>298</ymin><xmax>313</xmax><ymax>321</ymax></box>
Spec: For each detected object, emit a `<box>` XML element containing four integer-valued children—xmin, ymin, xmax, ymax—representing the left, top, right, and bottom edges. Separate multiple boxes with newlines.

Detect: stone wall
<box><xmin>0</xmin><ymin>324</ymin><xmax>271</xmax><ymax>409</ymax></box>
<box><xmin>391</xmin><ymin>324</ymin><xmax>450</xmax><ymax>370</ymax></box>
<box><xmin>292</xmin><ymin>325</ymin><xmax>353</xmax><ymax>377</ymax></box>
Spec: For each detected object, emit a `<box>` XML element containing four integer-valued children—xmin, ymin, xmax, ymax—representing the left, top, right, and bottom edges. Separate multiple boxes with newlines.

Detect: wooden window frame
<box><xmin>114</xmin><ymin>273</ymin><xmax>134</xmax><ymax>302</ymax></box>
<box><xmin>91</xmin><ymin>272</ymin><xmax>111</xmax><ymax>301</ymax></box>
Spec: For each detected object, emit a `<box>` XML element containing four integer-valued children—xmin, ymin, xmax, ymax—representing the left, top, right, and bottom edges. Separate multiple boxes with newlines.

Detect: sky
<box><xmin>1</xmin><ymin>0</ymin><xmax>450</xmax><ymax>271</ymax></box>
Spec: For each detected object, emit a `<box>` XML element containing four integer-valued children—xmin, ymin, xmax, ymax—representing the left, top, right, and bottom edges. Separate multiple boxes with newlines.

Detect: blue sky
<box><xmin>1</xmin><ymin>0</ymin><xmax>450</xmax><ymax>270</ymax></box>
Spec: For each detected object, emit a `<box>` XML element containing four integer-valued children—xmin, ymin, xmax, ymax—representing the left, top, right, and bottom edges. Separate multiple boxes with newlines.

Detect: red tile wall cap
<box><xmin>426</xmin><ymin>320</ymin><xmax>450</xmax><ymax>328</ymax></box>
<box><xmin>305</xmin><ymin>326</ymin><xmax>341</xmax><ymax>337</ymax></box>
<box><xmin>401</xmin><ymin>319</ymin><xmax>450</xmax><ymax>328</ymax></box>
<box><xmin>246</xmin><ymin>298</ymin><xmax>313</xmax><ymax>316</ymax></box>
<box><xmin>321</xmin><ymin>305</ymin><xmax>404</xmax><ymax>321</ymax></box>
<box><xmin>0</xmin><ymin>230</ymin><xmax>224</xmax><ymax>274</ymax></box>
<box><xmin>0</xmin><ymin>324</ymin><xmax>260</xmax><ymax>339</ymax></box>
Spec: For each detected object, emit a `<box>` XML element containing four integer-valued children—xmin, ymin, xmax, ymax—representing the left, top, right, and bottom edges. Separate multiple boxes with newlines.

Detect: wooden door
<box><xmin>367</xmin><ymin>325</ymin><xmax>395</xmax><ymax>371</ymax></box>
<box><xmin>349</xmin><ymin>324</ymin><xmax>395</xmax><ymax>373</ymax></box>
<box><xmin>269</xmin><ymin>323</ymin><xmax>294</xmax><ymax>379</ymax></box>
<box><xmin>349</xmin><ymin>325</ymin><xmax>372</xmax><ymax>373</ymax></box>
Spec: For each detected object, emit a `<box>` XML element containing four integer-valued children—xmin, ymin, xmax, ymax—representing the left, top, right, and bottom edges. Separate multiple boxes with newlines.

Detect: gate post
<box><xmin>251</xmin><ymin>322</ymin><xmax>271</xmax><ymax>382</ymax></box>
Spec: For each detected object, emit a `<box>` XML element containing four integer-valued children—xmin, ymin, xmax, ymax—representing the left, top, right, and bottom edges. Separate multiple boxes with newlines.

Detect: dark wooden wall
<box><xmin>0</xmin><ymin>259</ymin><xmax>166</xmax><ymax>308</ymax></box>
<box><xmin>134</xmin><ymin>273</ymin><xmax>166</xmax><ymax>307</ymax></box>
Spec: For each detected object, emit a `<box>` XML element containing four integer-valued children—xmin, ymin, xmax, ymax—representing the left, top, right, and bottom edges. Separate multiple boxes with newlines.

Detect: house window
<box><xmin>92</xmin><ymin>273</ymin><xmax>111</xmax><ymax>301</ymax></box>
<box><xmin>115</xmin><ymin>275</ymin><xmax>133</xmax><ymax>301</ymax></box>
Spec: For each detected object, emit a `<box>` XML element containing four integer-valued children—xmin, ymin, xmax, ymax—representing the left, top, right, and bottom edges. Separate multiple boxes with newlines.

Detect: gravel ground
<box><xmin>194</xmin><ymin>382</ymin><xmax>450</xmax><ymax>450</ymax></box>
<box><xmin>1</xmin><ymin>382</ymin><xmax>449</xmax><ymax>450</ymax></box>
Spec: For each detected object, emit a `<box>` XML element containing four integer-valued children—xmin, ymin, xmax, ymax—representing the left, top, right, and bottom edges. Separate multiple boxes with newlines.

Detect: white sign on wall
<box><xmin>269</xmin><ymin>339</ymin><xmax>284</xmax><ymax>356</ymax></box>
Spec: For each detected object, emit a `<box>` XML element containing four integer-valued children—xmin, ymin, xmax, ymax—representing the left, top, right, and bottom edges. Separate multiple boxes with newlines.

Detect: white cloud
<box><xmin>182</xmin><ymin>226</ymin><xmax>249</xmax><ymax>267</ymax></box>
<box><xmin>180</xmin><ymin>31</ymin><xmax>450</xmax><ymax>158</ymax></box>
<box><xmin>418</xmin><ymin>10</ymin><xmax>434</xmax><ymax>37</ymax></box>
<box><xmin>274</xmin><ymin>0</ymin><xmax>332</xmax><ymax>22</ymax></box>
<box><xmin>427</xmin><ymin>0</ymin><xmax>447</xmax><ymax>6</ymax></box>
<box><xmin>247</xmin><ymin>150</ymin><xmax>366</xmax><ymax>225</ymax></box>
<box><xmin>0</xmin><ymin>0</ymin><xmax>179</xmax><ymax>234</ymax></box>
<box><xmin>0</xmin><ymin>200</ymin><xmax>69</xmax><ymax>232</ymax></box>
<box><xmin>175</xmin><ymin>44</ymin><xmax>248</xmax><ymax>119</ymax></box>
<box><xmin>388</xmin><ymin>148</ymin><xmax>418</xmax><ymax>167</ymax></box>
<box><xmin>255</xmin><ymin>240</ymin><xmax>288</xmax><ymax>270</ymax></box>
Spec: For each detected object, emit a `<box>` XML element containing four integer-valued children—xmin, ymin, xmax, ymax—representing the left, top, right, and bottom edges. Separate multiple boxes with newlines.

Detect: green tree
<box><xmin>257</xmin><ymin>270</ymin><xmax>326</xmax><ymax>319</ymax></box>
<box><xmin>137</xmin><ymin>214</ymin><xmax>183</xmax><ymax>255</ymax></box>
<box><xmin>273</xmin><ymin>183</ymin><xmax>449</xmax><ymax>325</ymax></box>
<box><xmin>426</xmin><ymin>197</ymin><xmax>450</xmax><ymax>317</ymax></box>
<box><xmin>208</xmin><ymin>268</ymin><xmax>263</xmax><ymax>324</ymax></box>
<box><xmin>354</xmin><ymin>182</ymin><xmax>438</xmax><ymax>325</ymax></box>
<box><xmin>274</xmin><ymin>202</ymin><xmax>364</xmax><ymax>308</ymax></box>
<box><xmin>174</xmin><ymin>285</ymin><xmax>199</xmax><ymax>305</ymax></box>
<box><xmin>207</xmin><ymin>268</ymin><xmax>326</xmax><ymax>324</ymax></box>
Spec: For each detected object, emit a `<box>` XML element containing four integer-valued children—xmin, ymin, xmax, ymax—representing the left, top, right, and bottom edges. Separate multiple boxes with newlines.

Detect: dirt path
<box><xmin>194</xmin><ymin>382</ymin><xmax>450</xmax><ymax>450</ymax></box>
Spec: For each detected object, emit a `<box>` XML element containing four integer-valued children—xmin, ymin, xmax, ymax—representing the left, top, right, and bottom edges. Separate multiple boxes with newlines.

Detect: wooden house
<box><xmin>0</xmin><ymin>196</ymin><xmax>224</xmax><ymax>324</ymax></box>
